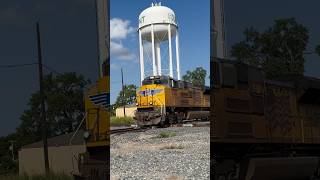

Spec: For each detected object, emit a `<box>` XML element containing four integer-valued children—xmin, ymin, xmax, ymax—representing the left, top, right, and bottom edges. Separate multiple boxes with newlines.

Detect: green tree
<box><xmin>231</xmin><ymin>18</ymin><xmax>309</xmax><ymax>78</ymax></box>
<box><xmin>0</xmin><ymin>134</ymin><xmax>19</xmax><ymax>174</ymax></box>
<box><xmin>16</xmin><ymin>72</ymin><xmax>90</xmax><ymax>141</ymax></box>
<box><xmin>182</xmin><ymin>67</ymin><xmax>207</xmax><ymax>87</ymax></box>
<box><xmin>114</xmin><ymin>84</ymin><xmax>137</xmax><ymax>108</ymax></box>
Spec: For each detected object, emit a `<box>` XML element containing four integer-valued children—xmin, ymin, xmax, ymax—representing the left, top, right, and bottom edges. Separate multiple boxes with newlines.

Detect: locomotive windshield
<box><xmin>142</xmin><ymin>76</ymin><xmax>173</xmax><ymax>87</ymax></box>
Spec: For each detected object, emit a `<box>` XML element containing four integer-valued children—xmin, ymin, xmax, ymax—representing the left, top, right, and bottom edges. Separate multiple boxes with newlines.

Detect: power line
<box><xmin>0</xmin><ymin>62</ymin><xmax>89</xmax><ymax>77</ymax></box>
<box><xmin>0</xmin><ymin>62</ymin><xmax>38</xmax><ymax>68</ymax></box>
<box><xmin>0</xmin><ymin>61</ymin><xmax>64</xmax><ymax>75</ymax></box>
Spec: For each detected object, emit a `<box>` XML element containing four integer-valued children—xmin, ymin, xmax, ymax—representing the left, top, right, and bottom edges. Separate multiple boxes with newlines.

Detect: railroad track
<box><xmin>110</xmin><ymin>119</ymin><xmax>210</xmax><ymax>135</ymax></box>
<box><xmin>173</xmin><ymin>119</ymin><xmax>210</xmax><ymax>127</ymax></box>
<box><xmin>110</xmin><ymin>126</ymin><xmax>148</xmax><ymax>134</ymax></box>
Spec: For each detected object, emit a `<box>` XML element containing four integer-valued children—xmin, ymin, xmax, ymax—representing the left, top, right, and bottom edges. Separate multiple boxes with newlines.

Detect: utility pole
<box><xmin>9</xmin><ymin>140</ymin><xmax>16</xmax><ymax>161</ymax></box>
<box><xmin>95</xmin><ymin>0</ymin><xmax>109</xmax><ymax>78</ymax></box>
<box><xmin>212</xmin><ymin>0</ymin><xmax>226</xmax><ymax>58</ymax></box>
<box><xmin>36</xmin><ymin>22</ymin><xmax>50</xmax><ymax>174</ymax></box>
<box><xmin>121</xmin><ymin>68</ymin><xmax>126</xmax><ymax>117</ymax></box>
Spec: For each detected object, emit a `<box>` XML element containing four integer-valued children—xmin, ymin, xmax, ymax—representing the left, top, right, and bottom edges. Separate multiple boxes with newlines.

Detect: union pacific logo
<box><xmin>89</xmin><ymin>92</ymin><xmax>109</xmax><ymax>109</ymax></box>
<box><xmin>139</xmin><ymin>89</ymin><xmax>163</xmax><ymax>96</ymax></box>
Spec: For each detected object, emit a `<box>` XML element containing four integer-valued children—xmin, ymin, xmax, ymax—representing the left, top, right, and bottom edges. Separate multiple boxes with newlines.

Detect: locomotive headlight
<box><xmin>83</xmin><ymin>131</ymin><xmax>91</xmax><ymax>140</ymax></box>
<box><xmin>136</xmin><ymin>103</ymin><xmax>139</xmax><ymax>106</ymax></box>
<box><xmin>149</xmin><ymin>101</ymin><xmax>153</xmax><ymax>105</ymax></box>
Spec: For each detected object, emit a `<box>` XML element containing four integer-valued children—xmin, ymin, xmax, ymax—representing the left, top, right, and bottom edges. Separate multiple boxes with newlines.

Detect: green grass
<box><xmin>0</xmin><ymin>172</ymin><xmax>73</xmax><ymax>180</ymax></box>
<box><xmin>155</xmin><ymin>131</ymin><xmax>177</xmax><ymax>138</ymax></box>
<box><xmin>110</xmin><ymin>116</ymin><xmax>135</xmax><ymax>126</ymax></box>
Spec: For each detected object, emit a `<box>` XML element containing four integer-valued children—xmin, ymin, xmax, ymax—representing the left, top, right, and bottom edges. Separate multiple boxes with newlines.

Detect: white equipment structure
<box><xmin>138</xmin><ymin>2</ymin><xmax>181</xmax><ymax>83</ymax></box>
<box><xmin>95</xmin><ymin>0</ymin><xmax>109</xmax><ymax>78</ymax></box>
<box><xmin>212</xmin><ymin>0</ymin><xmax>226</xmax><ymax>58</ymax></box>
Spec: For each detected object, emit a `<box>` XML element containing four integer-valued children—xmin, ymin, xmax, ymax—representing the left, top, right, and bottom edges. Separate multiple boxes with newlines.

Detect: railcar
<box><xmin>211</xmin><ymin>58</ymin><xmax>320</xmax><ymax>180</ymax></box>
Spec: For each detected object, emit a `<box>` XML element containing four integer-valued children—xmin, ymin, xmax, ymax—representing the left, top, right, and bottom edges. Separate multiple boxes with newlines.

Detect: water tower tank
<box><xmin>139</xmin><ymin>4</ymin><xmax>178</xmax><ymax>41</ymax></box>
<box><xmin>138</xmin><ymin>3</ymin><xmax>181</xmax><ymax>83</ymax></box>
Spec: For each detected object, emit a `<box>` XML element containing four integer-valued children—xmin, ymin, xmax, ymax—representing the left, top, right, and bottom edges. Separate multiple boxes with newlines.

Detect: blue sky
<box><xmin>110</xmin><ymin>0</ymin><xmax>210</xmax><ymax>104</ymax></box>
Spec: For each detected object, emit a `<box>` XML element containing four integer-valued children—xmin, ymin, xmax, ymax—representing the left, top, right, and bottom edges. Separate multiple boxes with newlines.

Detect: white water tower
<box><xmin>138</xmin><ymin>2</ymin><xmax>181</xmax><ymax>83</ymax></box>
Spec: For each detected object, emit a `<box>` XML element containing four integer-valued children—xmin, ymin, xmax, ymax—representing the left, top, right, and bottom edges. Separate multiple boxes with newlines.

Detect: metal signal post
<box><xmin>121</xmin><ymin>68</ymin><xmax>126</xmax><ymax>117</ymax></box>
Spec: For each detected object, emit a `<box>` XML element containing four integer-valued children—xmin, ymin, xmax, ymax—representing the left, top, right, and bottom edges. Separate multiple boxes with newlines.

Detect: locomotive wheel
<box><xmin>217</xmin><ymin>175</ymin><xmax>226</xmax><ymax>180</ymax></box>
<box><xmin>176</xmin><ymin>113</ymin><xmax>183</xmax><ymax>123</ymax></box>
<box><xmin>158</xmin><ymin>116</ymin><xmax>167</xmax><ymax>127</ymax></box>
<box><xmin>215</xmin><ymin>172</ymin><xmax>237</xmax><ymax>180</ymax></box>
<box><xmin>215</xmin><ymin>159</ymin><xmax>238</xmax><ymax>180</ymax></box>
<box><xmin>312</xmin><ymin>164</ymin><xmax>320</xmax><ymax>180</ymax></box>
<box><xmin>159</xmin><ymin>120</ymin><xmax>165</xmax><ymax>127</ymax></box>
<box><xmin>168</xmin><ymin>114</ymin><xmax>176</xmax><ymax>124</ymax></box>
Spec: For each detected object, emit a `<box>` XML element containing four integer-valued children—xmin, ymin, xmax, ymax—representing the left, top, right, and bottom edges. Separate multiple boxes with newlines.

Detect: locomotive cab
<box><xmin>141</xmin><ymin>75</ymin><xmax>181</xmax><ymax>88</ymax></box>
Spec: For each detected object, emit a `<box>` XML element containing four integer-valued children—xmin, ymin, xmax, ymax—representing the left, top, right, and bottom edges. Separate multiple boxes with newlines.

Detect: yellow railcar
<box><xmin>75</xmin><ymin>76</ymin><xmax>109</xmax><ymax>179</ymax></box>
<box><xmin>84</xmin><ymin>76</ymin><xmax>109</xmax><ymax>148</ymax></box>
<box><xmin>211</xmin><ymin>57</ymin><xmax>320</xmax><ymax>179</ymax></box>
<box><xmin>135</xmin><ymin>75</ymin><xmax>210</xmax><ymax>126</ymax></box>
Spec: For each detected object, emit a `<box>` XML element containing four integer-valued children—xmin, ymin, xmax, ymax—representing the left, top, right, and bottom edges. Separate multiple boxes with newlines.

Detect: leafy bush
<box><xmin>110</xmin><ymin>116</ymin><xmax>134</xmax><ymax>126</ymax></box>
<box><xmin>156</xmin><ymin>132</ymin><xmax>177</xmax><ymax>138</ymax></box>
<box><xmin>0</xmin><ymin>155</ymin><xmax>18</xmax><ymax>175</ymax></box>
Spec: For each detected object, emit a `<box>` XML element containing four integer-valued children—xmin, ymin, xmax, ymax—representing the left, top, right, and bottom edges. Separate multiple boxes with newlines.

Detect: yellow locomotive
<box><xmin>135</xmin><ymin>75</ymin><xmax>210</xmax><ymax>126</ymax></box>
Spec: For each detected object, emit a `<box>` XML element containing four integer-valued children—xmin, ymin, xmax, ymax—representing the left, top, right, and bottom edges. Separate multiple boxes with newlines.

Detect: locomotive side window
<box><xmin>160</xmin><ymin>78</ymin><xmax>169</xmax><ymax>86</ymax></box>
<box><xmin>171</xmin><ymin>80</ymin><xmax>178</xmax><ymax>88</ymax></box>
<box><xmin>154</xmin><ymin>79</ymin><xmax>161</xmax><ymax>84</ymax></box>
<box><xmin>142</xmin><ymin>79</ymin><xmax>153</xmax><ymax>85</ymax></box>
<box><xmin>248</xmin><ymin>66</ymin><xmax>263</xmax><ymax>83</ymax></box>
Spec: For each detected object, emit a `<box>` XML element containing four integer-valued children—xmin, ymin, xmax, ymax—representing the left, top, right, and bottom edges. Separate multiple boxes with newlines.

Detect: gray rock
<box><xmin>110</xmin><ymin>127</ymin><xmax>210</xmax><ymax>180</ymax></box>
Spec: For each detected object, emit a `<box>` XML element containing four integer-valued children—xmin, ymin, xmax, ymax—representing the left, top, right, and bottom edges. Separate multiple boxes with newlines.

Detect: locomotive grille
<box><xmin>265</xmin><ymin>85</ymin><xmax>294</xmax><ymax>135</ymax></box>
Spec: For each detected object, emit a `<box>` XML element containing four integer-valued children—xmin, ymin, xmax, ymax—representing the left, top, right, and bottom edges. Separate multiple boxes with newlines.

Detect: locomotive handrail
<box><xmin>69</xmin><ymin>112</ymin><xmax>87</xmax><ymax>145</ymax></box>
<box><xmin>154</xmin><ymin>96</ymin><xmax>166</xmax><ymax>114</ymax></box>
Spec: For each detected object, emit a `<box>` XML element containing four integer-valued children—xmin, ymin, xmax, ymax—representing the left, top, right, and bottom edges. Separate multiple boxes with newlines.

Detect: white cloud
<box><xmin>110</xmin><ymin>63</ymin><xmax>119</xmax><ymax>70</ymax></box>
<box><xmin>110</xmin><ymin>18</ymin><xmax>136</xmax><ymax>61</ymax></box>
<box><xmin>110</xmin><ymin>18</ymin><xmax>135</xmax><ymax>40</ymax></box>
<box><xmin>110</xmin><ymin>41</ymin><xmax>135</xmax><ymax>60</ymax></box>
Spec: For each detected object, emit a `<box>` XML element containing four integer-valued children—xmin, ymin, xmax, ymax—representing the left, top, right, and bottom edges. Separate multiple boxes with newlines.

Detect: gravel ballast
<box><xmin>111</xmin><ymin>127</ymin><xmax>210</xmax><ymax>180</ymax></box>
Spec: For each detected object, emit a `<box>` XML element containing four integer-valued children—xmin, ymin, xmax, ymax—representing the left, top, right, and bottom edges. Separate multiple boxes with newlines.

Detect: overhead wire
<box><xmin>0</xmin><ymin>62</ymin><xmax>38</xmax><ymax>68</ymax></box>
<box><xmin>0</xmin><ymin>62</ymin><xmax>63</xmax><ymax>75</ymax></box>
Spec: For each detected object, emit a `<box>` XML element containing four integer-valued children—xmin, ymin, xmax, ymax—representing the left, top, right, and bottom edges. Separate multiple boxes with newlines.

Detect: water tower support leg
<box><xmin>168</xmin><ymin>24</ymin><xmax>173</xmax><ymax>78</ymax></box>
<box><xmin>138</xmin><ymin>29</ymin><xmax>144</xmax><ymax>84</ymax></box>
<box><xmin>175</xmin><ymin>30</ymin><xmax>181</xmax><ymax>80</ymax></box>
<box><xmin>156</xmin><ymin>42</ymin><xmax>161</xmax><ymax>75</ymax></box>
<box><xmin>151</xmin><ymin>24</ymin><xmax>157</xmax><ymax>76</ymax></box>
